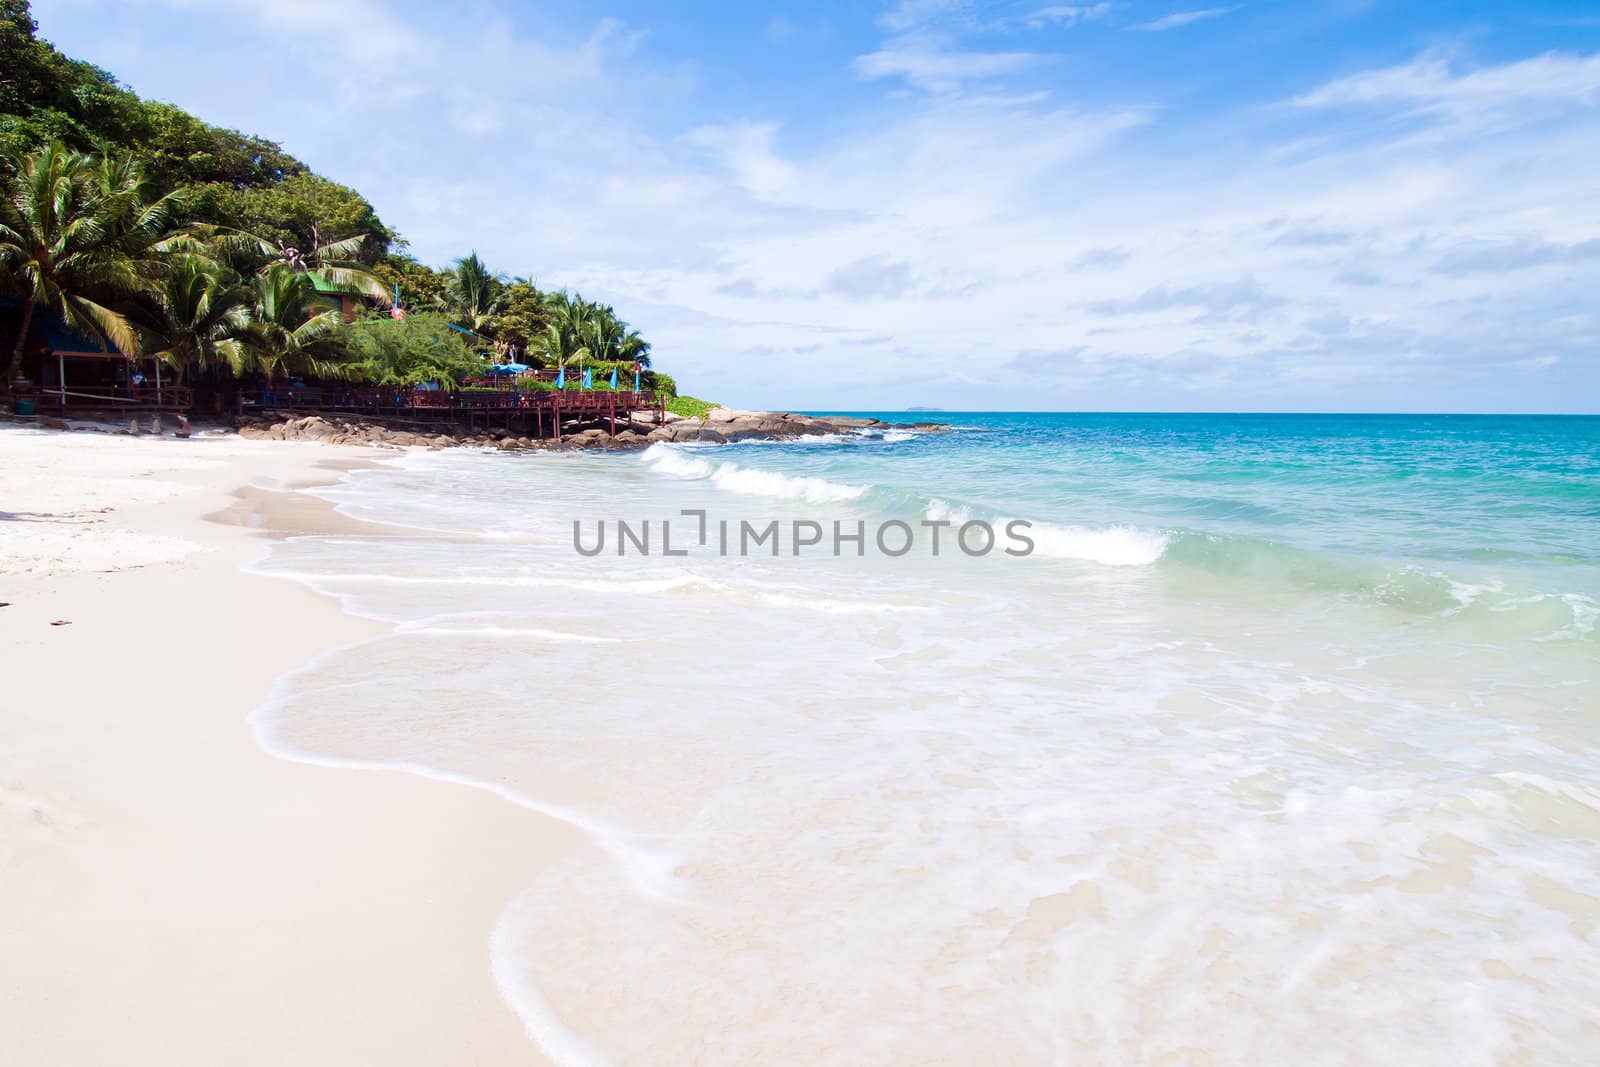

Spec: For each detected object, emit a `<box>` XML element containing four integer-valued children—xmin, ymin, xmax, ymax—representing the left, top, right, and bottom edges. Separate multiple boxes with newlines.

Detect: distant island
<box><xmin>905</xmin><ymin>406</ymin><xmax>946</xmax><ymax>412</ymax></box>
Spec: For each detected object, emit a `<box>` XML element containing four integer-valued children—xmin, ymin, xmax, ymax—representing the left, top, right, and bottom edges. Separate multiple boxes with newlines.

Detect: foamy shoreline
<box><xmin>0</xmin><ymin>425</ymin><xmax>570</xmax><ymax>1065</ymax></box>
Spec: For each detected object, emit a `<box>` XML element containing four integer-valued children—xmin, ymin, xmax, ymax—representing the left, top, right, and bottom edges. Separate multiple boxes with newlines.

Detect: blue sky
<box><xmin>31</xmin><ymin>0</ymin><xmax>1600</xmax><ymax>411</ymax></box>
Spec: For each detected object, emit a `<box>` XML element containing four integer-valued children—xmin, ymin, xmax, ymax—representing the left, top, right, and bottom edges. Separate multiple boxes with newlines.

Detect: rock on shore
<box><xmin>234</xmin><ymin>410</ymin><xmax>948</xmax><ymax>452</ymax></box>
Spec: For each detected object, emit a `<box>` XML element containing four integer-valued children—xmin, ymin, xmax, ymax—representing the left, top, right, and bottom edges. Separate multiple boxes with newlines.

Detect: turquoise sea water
<box><xmin>791</xmin><ymin>412</ymin><xmax>1600</xmax><ymax>637</ymax></box>
<box><xmin>254</xmin><ymin>412</ymin><xmax>1600</xmax><ymax>1065</ymax></box>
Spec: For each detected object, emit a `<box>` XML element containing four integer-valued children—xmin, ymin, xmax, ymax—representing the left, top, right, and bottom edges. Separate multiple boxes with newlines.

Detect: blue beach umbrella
<box><xmin>555</xmin><ymin>366</ymin><xmax>566</xmax><ymax>389</ymax></box>
<box><xmin>633</xmin><ymin>369</ymin><xmax>640</xmax><ymax>394</ymax></box>
<box><xmin>583</xmin><ymin>367</ymin><xmax>593</xmax><ymax>390</ymax></box>
<box><xmin>608</xmin><ymin>367</ymin><xmax>618</xmax><ymax>390</ymax></box>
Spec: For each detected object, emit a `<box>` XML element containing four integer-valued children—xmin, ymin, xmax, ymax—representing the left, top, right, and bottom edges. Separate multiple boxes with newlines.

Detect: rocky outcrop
<box><xmin>232</xmin><ymin>410</ymin><xmax>948</xmax><ymax>453</ymax></box>
<box><xmin>644</xmin><ymin>410</ymin><xmax>936</xmax><ymax>445</ymax></box>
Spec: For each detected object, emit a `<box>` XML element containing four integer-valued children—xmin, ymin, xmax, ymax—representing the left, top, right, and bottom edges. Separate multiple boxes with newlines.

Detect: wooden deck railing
<box><xmin>239</xmin><ymin>385</ymin><xmax>663</xmax><ymax>437</ymax></box>
<box><xmin>26</xmin><ymin>384</ymin><xmax>195</xmax><ymax>412</ymax></box>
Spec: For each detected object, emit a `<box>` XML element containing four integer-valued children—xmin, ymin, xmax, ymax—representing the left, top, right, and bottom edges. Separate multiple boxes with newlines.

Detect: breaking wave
<box><xmin>642</xmin><ymin>443</ymin><xmax>869</xmax><ymax>503</ymax></box>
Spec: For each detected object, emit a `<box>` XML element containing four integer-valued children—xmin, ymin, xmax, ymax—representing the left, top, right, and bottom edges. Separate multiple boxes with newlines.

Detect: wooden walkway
<box><xmin>241</xmin><ymin>385</ymin><xmax>664</xmax><ymax>439</ymax></box>
<box><xmin>18</xmin><ymin>378</ymin><xmax>665</xmax><ymax>440</ymax></box>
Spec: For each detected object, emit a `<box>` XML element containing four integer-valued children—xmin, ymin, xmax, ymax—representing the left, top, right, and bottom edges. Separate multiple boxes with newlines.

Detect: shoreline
<box><xmin>0</xmin><ymin>426</ymin><xmax>572</xmax><ymax>1065</ymax></box>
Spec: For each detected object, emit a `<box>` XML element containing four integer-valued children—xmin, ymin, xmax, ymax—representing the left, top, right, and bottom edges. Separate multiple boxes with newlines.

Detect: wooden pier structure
<box><xmin>236</xmin><ymin>382</ymin><xmax>665</xmax><ymax>439</ymax></box>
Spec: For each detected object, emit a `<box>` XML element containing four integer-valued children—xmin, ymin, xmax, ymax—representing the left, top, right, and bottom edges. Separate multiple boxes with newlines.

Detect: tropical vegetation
<box><xmin>0</xmin><ymin>1</ymin><xmax>710</xmax><ymax>406</ymax></box>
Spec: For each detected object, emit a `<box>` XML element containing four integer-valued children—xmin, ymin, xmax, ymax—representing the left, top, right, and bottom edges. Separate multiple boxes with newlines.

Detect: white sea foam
<box><xmin>1026</xmin><ymin>520</ymin><xmax>1171</xmax><ymax>566</ymax></box>
<box><xmin>923</xmin><ymin>500</ymin><xmax>1169</xmax><ymax>566</ymax></box>
<box><xmin>396</xmin><ymin>623</ymin><xmax>623</xmax><ymax>643</ymax></box>
<box><xmin>1534</xmin><ymin>593</ymin><xmax>1600</xmax><ymax>642</ymax></box>
<box><xmin>1446</xmin><ymin>575</ymin><xmax>1504</xmax><ymax>612</ymax></box>
<box><xmin>750</xmin><ymin>590</ymin><xmax>926</xmax><ymax>614</ymax></box>
<box><xmin>923</xmin><ymin>498</ymin><xmax>974</xmax><ymax>525</ymax></box>
<box><xmin>642</xmin><ymin>443</ymin><xmax>869</xmax><ymax>503</ymax></box>
<box><xmin>250</xmin><ymin>636</ymin><xmax>691</xmax><ymax>904</ymax></box>
<box><xmin>245</xmin><ymin>436</ymin><xmax>1600</xmax><ymax>1066</ymax></box>
<box><xmin>490</xmin><ymin>901</ymin><xmax>613</xmax><ymax>1067</ymax></box>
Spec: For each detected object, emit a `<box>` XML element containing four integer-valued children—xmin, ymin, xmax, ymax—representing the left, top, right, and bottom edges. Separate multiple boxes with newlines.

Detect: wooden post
<box><xmin>609</xmin><ymin>393</ymin><xmax>616</xmax><ymax>437</ymax></box>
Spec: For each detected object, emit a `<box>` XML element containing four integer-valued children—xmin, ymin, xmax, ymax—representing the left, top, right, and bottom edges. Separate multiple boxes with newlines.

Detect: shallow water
<box><xmin>253</xmin><ymin>413</ymin><xmax>1600</xmax><ymax>1065</ymax></box>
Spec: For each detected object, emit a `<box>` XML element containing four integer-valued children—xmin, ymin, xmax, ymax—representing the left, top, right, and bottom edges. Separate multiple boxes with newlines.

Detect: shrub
<box><xmin>666</xmin><ymin>395</ymin><xmax>717</xmax><ymax>418</ymax></box>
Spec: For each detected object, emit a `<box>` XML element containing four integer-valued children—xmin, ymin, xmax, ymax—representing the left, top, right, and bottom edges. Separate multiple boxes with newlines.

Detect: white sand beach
<box><xmin>0</xmin><ymin>425</ymin><xmax>570</xmax><ymax>1066</ymax></box>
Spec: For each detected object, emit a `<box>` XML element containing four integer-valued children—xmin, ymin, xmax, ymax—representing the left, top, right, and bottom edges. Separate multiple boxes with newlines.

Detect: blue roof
<box><xmin>1</xmin><ymin>297</ymin><xmax>136</xmax><ymax>355</ymax></box>
<box><xmin>37</xmin><ymin>311</ymin><xmax>110</xmax><ymax>354</ymax></box>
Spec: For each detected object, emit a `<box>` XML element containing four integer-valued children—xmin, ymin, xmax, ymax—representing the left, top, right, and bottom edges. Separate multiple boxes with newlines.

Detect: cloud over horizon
<box><xmin>29</xmin><ymin>0</ymin><xmax>1600</xmax><ymax>412</ymax></box>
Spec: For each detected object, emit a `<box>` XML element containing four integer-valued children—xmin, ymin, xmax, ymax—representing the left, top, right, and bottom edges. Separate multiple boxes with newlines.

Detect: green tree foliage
<box><xmin>0</xmin><ymin>2</ymin><xmax>145</xmax><ymax>155</ymax></box>
<box><xmin>0</xmin><ymin>142</ymin><xmax>178</xmax><ymax>393</ymax></box>
<box><xmin>0</xmin><ymin>2</ymin><xmax>53</xmax><ymax>118</ymax></box>
<box><xmin>129</xmin><ymin>253</ymin><xmax>251</xmax><ymax>383</ymax></box>
<box><xmin>196</xmin><ymin>174</ymin><xmax>392</xmax><ymax>259</ymax></box>
<box><xmin>493</xmin><ymin>280</ymin><xmax>550</xmax><ymax>351</ymax></box>
<box><xmin>238</xmin><ymin>265</ymin><xmax>351</xmax><ymax>381</ymax></box>
<box><xmin>0</xmin><ymin>2</ymin><xmax>390</xmax><ymax>254</ymax></box>
<box><xmin>129</xmin><ymin>101</ymin><xmax>303</xmax><ymax>189</ymax></box>
<box><xmin>537</xmin><ymin>290</ymin><xmax>652</xmax><ymax>370</ymax></box>
<box><xmin>345</xmin><ymin>311</ymin><xmax>484</xmax><ymax>388</ymax></box>
<box><xmin>372</xmin><ymin>254</ymin><xmax>452</xmax><ymax>314</ymax></box>
<box><xmin>198</xmin><ymin>217</ymin><xmax>392</xmax><ymax>306</ymax></box>
<box><xmin>0</xmin><ymin>10</ymin><xmax>672</xmax><ymax>400</ymax></box>
<box><xmin>446</xmin><ymin>251</ymin><xmax>505</xmax><ymax>332</ymax></box>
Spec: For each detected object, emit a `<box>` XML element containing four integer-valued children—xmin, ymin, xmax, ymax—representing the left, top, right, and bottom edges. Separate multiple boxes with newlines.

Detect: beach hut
<box><xmin>1</xmin><ymin>301</ymin><xmax>184</xmax><ymax>413</ymax></box>
<box><xmin>307</xmin><ymin>275</ymin><xmax>366</xmax><ymax>323</ymax></box>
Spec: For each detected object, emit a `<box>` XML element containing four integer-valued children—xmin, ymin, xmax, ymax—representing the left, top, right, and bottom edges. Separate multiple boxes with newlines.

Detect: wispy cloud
<box><xmin>32</xmin><ymin>0</ymin><xmax>1600</xmax><ymax>411</ymax></box>
<box><xmin>1295</xmin><ymin>50</ymin><xmax>1600</xmax><ymax>125</ymax></box>
<box><xmin>1023</xmin><ymin>4</ymin><xmax>1113</xmax><ymax>29</ymax></box>
<box><xmin>853</xmin><ymin>35</ymin><xmax>1037</xmax><ymax>93</ymax></box>
<box><xmin>1432</xmin><ymin>238</ymin><xmax>1600</xmax><ymax>275</ymax></box>
<box><xmin>877</xmin><ymin>0</ymin><xmax>970</xmax><ymax>33</ymax></box>
<box><xmin>1131</xmin><ymin>6</ymin><xmax>1241</xmax><ymax>32</ymax></box>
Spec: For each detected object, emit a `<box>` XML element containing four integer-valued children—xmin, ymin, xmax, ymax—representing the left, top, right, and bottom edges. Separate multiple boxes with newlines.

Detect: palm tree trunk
<box><xmin>5</xmin><ymin>291</ymin><xmax>37</xmax><ymax>400</ymax></box>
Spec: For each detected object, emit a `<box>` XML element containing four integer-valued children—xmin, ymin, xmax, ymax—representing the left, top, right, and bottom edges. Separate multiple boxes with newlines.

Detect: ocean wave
<box><xmin>923</xmin><ymin>499</ymin><xmax>974</xmax><ymax>525</ymax></box>
<box><xmin>1027</xmin><ymin>521</ymin><xmax>1172</xmax><ymax>567</ymax></box>
<box><xmin>260</xmin><ymin>567</ymin><xmax>713</xmax><ymax>596</ymax></box>
<box><xmin>642</xmin><ymin>443</ymin><xmax>869</xmax><ymax>503</ymax></box>
<box><xmin>1163</xmin><ymin>532</ymin><xmax>1599</xmax><ymax>639</ymax></box>
<box><xmin>750</xmin><ymin>590</ymin><xmax>926</xmax><ymax>614</ymax></box>
<box><xmin>395</xmin><ymin>613</ymin><xmax>623</xmax><ymax>643</ymax></box>
<box><xmin>922</xmin><ymin>499</ymin><xmax>1169</xmax><ymax>567</ymax></box>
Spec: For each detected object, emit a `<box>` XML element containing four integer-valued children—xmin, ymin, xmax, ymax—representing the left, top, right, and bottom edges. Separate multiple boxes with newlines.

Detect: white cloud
<box><xmin>877</xmin><ymin>0</ymin><xmax>970</xmax><ymax>33</ymax></box>
<box><xmin>1023</xmin><ymin>4</ymin><xmax>1113</xmax><ymax>29</ymax></box>
<box><xmin>29</xmin><ymin>0</ymin><xmax>1600</xmax><ymax>410</ymax></box>
<box><xmin>853</xmin><ymin>35</ymin><xmax>1037</xmax><ymax>93</ymax></box>
<box><xmin>1295</xmin><ymin>50</ymin><xmax>1600</xmax><ymax>126</ymax></box>
<box><xmin>1130</xmin><ymin>6</ymin><xmax>1241</xmax><ymax>32</ymax></box>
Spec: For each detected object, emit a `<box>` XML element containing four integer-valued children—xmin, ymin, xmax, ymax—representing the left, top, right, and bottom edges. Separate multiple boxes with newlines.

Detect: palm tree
<box><xmin>617</xmin><ymin>328</ymin><xmax>651</xmax><ymax>368</ymax></box>
<box><xmin>195</xmin><ymin>221</ymin><xmax>391</xmax><ymax>306</ymax></box>
<box><xmin>238</xmin><ymin>265</ymin><xmax>353</xmax><ymax>383</ymax></box>
<box><xmin>133</xmin><ymin>254</ymin><xmax>252</xmax><ymax>384</ymax></box>
<box><xmin>536</xmin><ymin>291</ymin><xmax>652</xmax><ymax>374</ymax></box>
<box><xmin>538</xmin><ymin>317</ymin><xmax>587</xmax><ymax>376</ymax></box>
<box><xmin>93</xmin><ymin>153</ymin><xmax>190</xmax><ymax>269</ymax></box>
<box><xmin>536</xmin><ymin>291</ymin><xmax>594</xmax><ymax>377</ymax></box>
<box><xmin>447</xmin><ymin>251</ymin><xmax>505</xmax><ymax>333</ymax></box>
<box><xmin>0</xmin><ymin>142</ymin><xmax>150</xmax><ymax>396</ymax></box>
